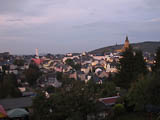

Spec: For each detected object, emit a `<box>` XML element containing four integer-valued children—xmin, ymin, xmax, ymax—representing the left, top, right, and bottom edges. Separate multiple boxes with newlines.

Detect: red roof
<box><xmin>99</xmin><ymin>96</ymin><xmax>119</xmax><ymax>105</ymax></box>
<box><xmin>32</xmin><ymin>58</ymin><xmax>43</xmax><ymax>65</ymax></box>
<box><xmin>0</xmin><ymin>105</ymin><xmax>7</xmax><ymax>118</ymax></box>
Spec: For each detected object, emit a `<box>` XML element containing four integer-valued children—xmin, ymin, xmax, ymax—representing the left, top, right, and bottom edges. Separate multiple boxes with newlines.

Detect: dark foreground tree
<box><xmin>100</xmin><ymin>81</ymin><xmax>116</xmax><ymax>98</ymax></box>
<box><xmin>134</xmin><ymin>50</ymin><xmax>148</xmax><ymax>74</ymax></box>
<box><xmin>152</xmin><ymin>47</ymin><xmax>160</xmax><ymax>72</ymax></box>
<box><xmin>0</xmin><ymin>73</ymin><xmax>21</xmax><ymax>98</ymax></box>
<box><xmin>116</xmin><ymin>47</ymin><xmax>147</xmax><ymax>89</ymax></box>
<box><xmin>116</xmin><ymin>47</ymin><xmax>135</xmax><ymax>89</ymax></box>
<box><xmin>127</xmin><ymin>73</ymin><xmax>160</xmax><ymax>111</ymax></box>
<box><xmin>127</xmin><ymin>75</ymin><xmax>151</xmax><ymax>111</ymax></box>
<box><xmin>32</xmin><ymin>92</ymin><xmax>52</xmax><ymax>120</ymax></box>
<box><xmin>25</xmin><ymin>64</ymin><xmax>41</xmax><ymax>86</ymax></box>
<box><xmin>32</xmin><ymin>80</ymin><xmax>100</xmax><ymax>120</ymax></box>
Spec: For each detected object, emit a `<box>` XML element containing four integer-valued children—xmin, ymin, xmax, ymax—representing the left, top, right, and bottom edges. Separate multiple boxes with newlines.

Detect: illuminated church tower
<box><xmin>123</xmin><ymin>36</ymin><xmax>129</xmax><ymax>49</ymax></box>
<box><xmin>115</xmin><ymin>36</ymin><xmax>130</xmax><ymax>52</ymax></box>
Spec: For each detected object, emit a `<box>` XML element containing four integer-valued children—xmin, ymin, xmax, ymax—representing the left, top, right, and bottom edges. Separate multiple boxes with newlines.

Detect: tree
<box><xmin>2</xmin><ymin>65</ymin><xmax>9</xmax><ymax>74</ymax></box>
<box><xmin>152</xmin><ymin>47</ymin><xmax>160</xmax><ymax>72</ymax></box>
<box><xmin>32</xmin><ymin>80</ymin><xmax>99</xmax><ymax>120</ymax></box>
<box><xmin>100</xmin><ymin>81</ymin><xmax>116</xmax><ymax>97</ymax></box>
<box><xmin>73</xmin><ymin>63</ymin><xmax>81</xmax><ymax>71</ymax></box>
<box><xmin>127</xmin><ymin>75</ymin><xmax>151</xmax><ymax>111</ymax></box>
<box><xmin>32</xmin><ymin>91</ymin><xmax>53</xmax><ymax>120</ymax></box>
<box><xmin>56</xmin><ymin>72</ymin><xmax>63</xmax><ymax>81</ymax></box>
<box><xmin>45</xmin><ymin>86</ymin><xmax>55</xmax><ymax>94</ymax></box>
<box><xmin>127</xmin><ymin>73</ymin><xmax>160</xmax><ymax>112</ymax></box>
<box><xmin>134</xmin><ymin>50</ymin><xmax>148</xmax><ymax>74</ymax></box>
<box><xmin>116</xmin><ymin>47</ymin><xmax>135</xmax><ymax>89</ymax></box>
<box><xmin>65</xmin><ymin>59</ymin><xmax>74</xmax><ymax>67</ymax></box>
<box><xmin>113</xmin><ymin>104</ymin><xmax>125</xmax><ymax>116</ymax></box>
<box><xmin>0</xmin><ymin>73</ymin><xmax>21</xmax><ymax>98</ymax></box>
<box><xmin>25</xmin><ymin>64</ymin><xmax>41</xmax><ymax>86</ymax></box>
<box><xmin>13</xmin><ymin>59</ymin><xmax>25</xmax><ymax>66</ymax></box>
<box><xmin>116</xmin><ymin>47</ymin><xmax>147</xmax><ymax>89</ymax></box>
<box><xmin>48</xmin><ymin>93</ymin><xmax>71</xmax><ymax>120</ymax></box>
<box><xmin>62</xmin><ymin>80</ymin><xmax>98</xmax><ymax>120</ymax></box>
<box><xmin>65</xmin><ymin>59</ymin><xmax>81</xmax><ymax>71</ymax></box>
<box><xmin>147</xmin><ymin>73</ymin><xmax>160</xmax><ymax>106</ymax></box>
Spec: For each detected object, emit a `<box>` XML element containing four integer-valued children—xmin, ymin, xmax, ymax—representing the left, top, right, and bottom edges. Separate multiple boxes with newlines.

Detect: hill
<box><xmin>89</xmin><ymin>41</ymin><xmax>160</xmax><ymax>55</ymax></box>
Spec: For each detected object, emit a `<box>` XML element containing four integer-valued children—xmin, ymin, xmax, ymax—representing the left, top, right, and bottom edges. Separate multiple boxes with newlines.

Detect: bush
<box><xmin>157</xmin><ymin>116</ymin><xmax>160</xmax><ymax>120</ymax></box>
<box><xmin>113</xmin><ymin>104</ymin><xmax>125</xmax><ymax>116</ymax></box>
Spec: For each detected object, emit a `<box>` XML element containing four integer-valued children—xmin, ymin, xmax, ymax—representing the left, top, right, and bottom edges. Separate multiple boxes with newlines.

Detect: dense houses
<box><xmin>0</xmin><ymin>37</ymin><xmax>156</xmax><ymax>119</ymax></box>
<box><xmin>0</xmin><ymin>37</ymin><xmax>155</xmax><ymax>88</ymax></box>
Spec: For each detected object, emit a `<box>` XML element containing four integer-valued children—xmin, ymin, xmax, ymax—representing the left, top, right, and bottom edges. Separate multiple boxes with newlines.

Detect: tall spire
<box><xmin>35</xmin><ymin>48</ymin><xmax>39</xmax><ymax>59</ymax></box>
<box><xmin>124</xmin><ymin>35</ymin><xmax>129</xmax><ymax>49</ymax></box>
<box><xmin>126</xmin><ymin>35</ymin><xmax>129</xmax><ymax>42</ymax></box>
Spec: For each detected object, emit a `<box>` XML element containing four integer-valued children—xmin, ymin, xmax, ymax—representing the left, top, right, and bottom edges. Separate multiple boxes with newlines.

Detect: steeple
<box><xmin>124</xmin><ymin>35</ymin><xmax>129</xmax><ymax>49</ymax></box>
<box><xmin>115</xmin><ymin>36</ymin><xmax>130</xmax><ymax>52</ymax></box>
<box><xmin>125</xmin><ymin>35</ymin><xmax>129</xmax><ymax>42</ymax></box>
<box><xmin>35</xmin><ymin>48</ymin><xmax>39</xmax><ymax>59</ymax></box>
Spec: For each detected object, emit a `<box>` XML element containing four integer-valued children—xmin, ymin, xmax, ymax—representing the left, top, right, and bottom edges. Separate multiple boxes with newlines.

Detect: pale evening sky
<box><xmin>0</xmin><ymin>0</ymin><xmax>160</xmax><ymax>54</ymax></box>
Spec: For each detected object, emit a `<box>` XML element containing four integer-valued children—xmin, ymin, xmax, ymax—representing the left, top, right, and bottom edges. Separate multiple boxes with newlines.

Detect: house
<box><xmin>95</xmin><ymin>66</ymin><xmax>105</xmax><ymax>74</ymax></box>
<box><xmin>92</xmin><ymin>75</ymin><xmax>102</xmax><ymax>84</ymax></box>
<box><xmin>63</xmin><ymin>56</ymin><xmax>79</xmax><ymax>63</ymax></box>
<box><xmin>97</xmin><ymin>71</ymin><xmax>109</xmax><ymax>79</ymax></box>
<box><xmin>77</xmin><ymin>71</ymin><xmax>86</xmax><ymax>81</ymax></box>
<box><xmin>22</xmin><ymin>92</ymin><xmax>36</xmax><ymax>97</ymax></box>
<box><xmin>99</xmin><ymin>96</ymin><xmax>120</xmax><ymax>107</ymax></box>
<box><xmin>68</xmin><ymin>71</ymin><xmax>77</xmax><ymax>80</ymax></box>
<box><xmin>0</xmin><ymin>97</ymin><xmax>32</xmax><ymax>110</ymax></box>
<box><xmin>85</xmin><ymin>75</ymin><xmax>92</xmax><ymax>83</ymax></box>
<box><xmin>62</xmin><ymin>65</ymin><xmax>72</xmax><ymax>73</ymax></box>
<box><xmin>32</xmin><ymin>58</ymin><xmax>43</xmax><ymax>65</ymax></box>
<box><xmin>146</xmin><ymin>63</ymin><xmax>152</xmax><ymax>71</ymax></box>
<box><xmin>99</xmin><ymin>60</ymin><xmax>106</xmax><ymax>66</ymax></box>
<box><xmin>94</xmin><ymin>96</ymin><xmax>120</xmax><ymax>119</ymax></box>
<box><xmin>43</xmin><ymin>60</ymin><xmax>54</xmax><ymax>69</ymax></box>
<box><xmin>81</xmin><ymin>64</ymin><xmax>91</xmax><ymax>74</ymax></box>
<box><xmin>9</xmin><ymin>64</ymin><xmax>18</xmax><ymax>75</ymax></box>
<box><xmin>38</xmin><ymin>73</ymin><xmax>62</xmax><ymax>88</ymax></box>
<box><xmin>54</xmin><ymin>65</ymin><xmax>63</xmax><ymax>72</ymax></box>
<box><xmin>93</xmin><ymin>56</ymin><xmax>106</xmax><ymax>60</ymax></box>
<box><xmin>95</xmin><ymin>68</ymin><xmax>102</xmax><ymax>74</ymax></box>
<box><xmin>46</xmin><ymin>74</ymin><xmax>62</xmax><ymax>88</ymax></box>
<box><xmin>106</xmin><ymin>63</ymin><xmax>118</xmax><ymax>73</ymax></box>
<box><xmin>0</xmin><ymin>64</ymin><xmax>2</xmax><ymax>71</ymax></box>
<box><xmin>10</xmin><ymin>64</ymin><xmax>17</xmax><ymax>70</ymax></box>
<box><xmin>91</xmin><ymin>60</ymin><xmax>99</xmax><ymax>66</ymax></box>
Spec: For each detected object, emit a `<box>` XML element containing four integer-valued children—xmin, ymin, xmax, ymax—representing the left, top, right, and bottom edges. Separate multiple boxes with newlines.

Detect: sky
<box><xmin>0</xmin><ymin>0</ymin><xmax>160</xmax><ymax>54</ymax></box>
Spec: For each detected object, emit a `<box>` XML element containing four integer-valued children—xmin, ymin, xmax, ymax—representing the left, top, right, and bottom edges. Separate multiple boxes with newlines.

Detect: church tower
<box><xmin>115</xmin><ymin>36</ymin><xmax>130</xmax><ymax>52</ymax></box>
<box><xmin>124</xmin><ymin>36</ymin><xmax>129</xmax><ymax>49</ymax></box>
<box><xmin>35</xmin><ymin>48</ymin><xmax>39</xmax><ymax>59</ymax></box>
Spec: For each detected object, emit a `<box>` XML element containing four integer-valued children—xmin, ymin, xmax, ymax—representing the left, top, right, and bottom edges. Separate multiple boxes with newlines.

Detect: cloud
<box><xmin>0</xmin><ymin>36</ymin><xmax>24</xmax><ymax>41</ymax></box>
<box><xmin>0</xmin><ymin>15</ymin><xmax>51</xmax><ymax>28</ymax></box>
<box><xmin>0</xmin><ymin>1</ymin><xmax>26</xmax><ymax>14</ymax></box>
<box><xmin>6</xmin><ymin>19</ymin><xmax>23</xmax><ymax>22</ymax></box>
<box><xmin>0</xmin><ymin>0</ymin><xmax>160</xmax><ymax>54</ymax></box>
<box><xmin>148</xmin><ymin>18</ymin><xmax>160</xmax><ymax>22</ymax></box>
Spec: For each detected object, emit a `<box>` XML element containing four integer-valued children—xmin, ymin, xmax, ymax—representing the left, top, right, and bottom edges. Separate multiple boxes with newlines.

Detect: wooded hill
<box><xmin>90</xmin><ymin>41</ymin><xmax>160</xmax><ymax>55</ymax></box>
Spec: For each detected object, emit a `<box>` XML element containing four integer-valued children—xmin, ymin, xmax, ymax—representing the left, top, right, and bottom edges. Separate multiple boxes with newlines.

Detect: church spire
<box><xmin>124</xmin><ymin>35</ymin><xmax>129</xmax><ymax>49</ymax></box>
<box><xmin>125</xmin><ymin>35</ymin><xmax>129</xmax><ymax>42</ymax></box>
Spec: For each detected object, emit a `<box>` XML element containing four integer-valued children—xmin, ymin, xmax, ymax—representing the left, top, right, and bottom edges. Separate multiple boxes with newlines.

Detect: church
<box><xmin>116</xmin><ymin>36</ymin><xmax>130</xmax><ymax>52</ymax></box>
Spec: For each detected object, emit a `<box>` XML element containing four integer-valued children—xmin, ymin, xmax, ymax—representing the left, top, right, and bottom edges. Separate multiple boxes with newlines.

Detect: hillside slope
<box><xmin>90</xmin><ymin>41</ymin><xmax>160</xmax><ymax>55</ymax></box>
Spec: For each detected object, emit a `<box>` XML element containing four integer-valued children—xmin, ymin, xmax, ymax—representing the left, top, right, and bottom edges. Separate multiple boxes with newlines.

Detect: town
<box><xmin>0</xmin><ymin>36</ymin><xmax>159</xmax><ymax>120</ymax></box>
